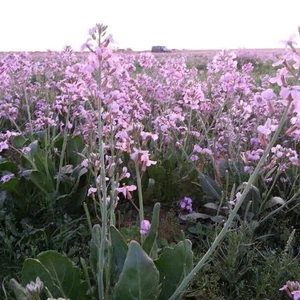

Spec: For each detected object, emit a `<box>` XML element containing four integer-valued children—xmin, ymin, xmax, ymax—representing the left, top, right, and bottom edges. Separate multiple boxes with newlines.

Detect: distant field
<box><xmin>118</xmin><ymin>48</ymin><xmax>289</xmax><ymax>61</ymax></box>
<box><xmin>0</xmin><ymin>48</ymin><xmax>289</xmax><ymax>58</ymax></box>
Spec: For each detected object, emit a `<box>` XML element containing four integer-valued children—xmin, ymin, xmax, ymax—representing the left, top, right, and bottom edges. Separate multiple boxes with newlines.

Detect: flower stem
<box><xmin>135</xmin><ymin>161</ymin><xmax>145</xmax><ymax>243</ymax></box>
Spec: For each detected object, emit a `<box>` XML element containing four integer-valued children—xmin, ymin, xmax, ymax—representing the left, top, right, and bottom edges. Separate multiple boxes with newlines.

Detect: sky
<box><xmin>0</xmin><ymin>0</ymin><xmax>299</xmax><ymax>52</ymax></box>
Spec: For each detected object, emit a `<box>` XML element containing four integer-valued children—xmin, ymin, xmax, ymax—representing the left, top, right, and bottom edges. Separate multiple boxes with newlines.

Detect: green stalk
<box><xmin>55</xmin><ymin>105</ymin><xmax>71</xmax><ymax>194</ymax></box>
<box><xmin>169</xmin><ymin>101</ymin><xmax>291</xmax><ymax>300</ymax></box>
<box><xmin>135</xmin><ymin>161</ymin><xmax>145</xmax><ymax>243</ymax></box>
<box><xmin>83</xmin><ymin>202</ymin><xmax>93</xmax><ymax>235</ymax></box>
<box><xmin>80</xmin><ymin>257</ymin><xmax>93</xmax><ymax>295</ymax></box>
<box><xmin>94</xmin><ymin>27</ymin><xmax>109</xmax><ymax>300</ymax></box>
<box><xmin>183</xmin><ymin>107</ymin><xmax>193</xmax><ymax>152</ymax></box>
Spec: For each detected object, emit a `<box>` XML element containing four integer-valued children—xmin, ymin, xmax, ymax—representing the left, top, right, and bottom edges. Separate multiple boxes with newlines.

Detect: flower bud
<box><xmin>140</xmin><ymin>220</ymin><xmax>151</xmax><ymax>235</ymax></box>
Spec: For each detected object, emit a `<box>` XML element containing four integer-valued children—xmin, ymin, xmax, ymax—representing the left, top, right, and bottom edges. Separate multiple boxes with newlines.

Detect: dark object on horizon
<box><xmin>151</xmin><ymin>46</ymin><xmax>171</xmax><ymax>53</ymax></box>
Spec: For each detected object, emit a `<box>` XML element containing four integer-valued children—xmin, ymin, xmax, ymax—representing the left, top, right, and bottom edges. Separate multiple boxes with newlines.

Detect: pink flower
<box><xmin>116</xmin><ymin>185</ymin><xmax>137</xmax><ymax>199</ymax></box>
<box><xmin>193</xmin><ymin>145</ymin><xmax>202</xmax><ymax>153</ymax></box>
<box><xmin>261</xmin><ymin>89</ymin><xmax>275</xmax><ymax>101</ymax></box>
<box><xmin>0</xmin><ymin>140</ymin><xmax>9</xmax><ymax>153</ymax></box>
<box><xmin>141</xmin><ymin>131</ymin><xmax>158</xmax><ymax>142</ymax></box>
<box><xmin>280</xmin><ymin>86</ymin><xmax>300</xmax><ymax>102</ymax></box>
<box><xmin>130</xmin><ymin>148</ymin><xmax>156</xmax><ymax>172</ymax></box>
<box><xmin>87</xmin><ymin>187</ymin><xmax>97</xmax><ymax>197</ymax></box>
<box><xmin>119</xmin><ymin>167</ymin><xmax>130</xmax><ymax>181</ymax></box>
<box><xmin>269</xmin><ymin>68</ymin><xmax>289</xmax><ymax>86</ymax></box>
<box><xmin>279</xmin><ymin>284</ymin><xmax>288</xmax><ymax>291</ymax></box>
<box><xmin>81</xmin><ymin>159</ymin><xmax>89</xmax><ymax>168</ymax></box>
<box><xmin>140</xmin><ymin>220</ymin><xmax>151</xmax><ymax>235</ymax></box>
<box><xmin>21</xmin><ymin>146</ymin><xmax>31</xmax><ymax>154</ymax></box>
<box><xmin>257</xmin><ymin>118</ymin><xmax>272</xmax><ymax>136</ymax></box>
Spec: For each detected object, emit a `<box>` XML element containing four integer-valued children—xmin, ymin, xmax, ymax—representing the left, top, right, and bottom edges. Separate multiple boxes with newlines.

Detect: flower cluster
<box><xmin>180</xmin><ymin>197</ymin><xmax>193</xmax><ymax>213</ymax></box>
<box><xmin>280</xmin><ymin>281</ymin><xmax>300</xmax><ymax>299</ymax></box>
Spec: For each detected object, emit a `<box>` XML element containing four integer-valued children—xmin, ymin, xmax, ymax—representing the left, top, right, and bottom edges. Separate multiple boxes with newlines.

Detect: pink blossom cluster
<box><xmin>1</xmin><ymin>27</ymin><xmax>300</xmax><ymax>200</ymax></box>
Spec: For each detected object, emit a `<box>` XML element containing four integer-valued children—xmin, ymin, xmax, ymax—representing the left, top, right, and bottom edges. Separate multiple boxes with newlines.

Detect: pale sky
<box><xmin>0</xmin><ymin>0</ymin><xmax>299</xmax><ymax>51</ymax></box>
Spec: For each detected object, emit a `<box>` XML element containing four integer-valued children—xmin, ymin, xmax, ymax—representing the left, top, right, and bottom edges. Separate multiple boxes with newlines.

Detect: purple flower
<box><xmin>140</xmin><ymin>220</ymin><xmax>151</xmax><ymax>235</ymax></box>
<box><xmin>180</xmin><ymin>197</ymin><xmax>193</xmax><ymax>213</ymax></box>
<box><xmin>292</xmin><ymin>291</ymin><xmax>300</xmax><ymax>300</ymax></box>
<box><xmin>0</xmin><ymin>173</ymin><xmax>15</xmax><ymax>183</ymax></box>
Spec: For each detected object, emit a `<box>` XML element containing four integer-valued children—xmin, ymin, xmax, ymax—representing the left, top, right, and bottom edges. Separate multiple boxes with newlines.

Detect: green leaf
<box><xmin>70</xmin><ymin>167</ymin><xmax>88</xmax><ymax>195</ymax></box>
<box><xmin>21</xmin><ymin>258</ymin><xmax>53</xmax><ymax>291</ymax></box>
<box><xmin>266</xmin><ymin>196</ymin><xmax>286</xmax><ymax>208</ymax></box>
<box><xmin>210</xmin><ymin>215</ymin><xmax>226</xmax><ymax>223</ymax></box>
<box><xmin>66</xmin><ymin>135</ymin><xmax>85</xmax><ymax>166</ymax></box>
<box><xmin>0</xmin><ymin>161</ymin><xmax>18</xmax><ymax>174</ymax></box>
<box><xmin>114</xmin><ymin>241</ymin><xmax>160</xmax><ymax>300</ymax></box>
<box><xmin>12</xmin><ymin>135</ymin><xmax>28</xmax><ymax>149</ymax></box>
<box><xmin>204</xmin><ymin>202</ymin><xmax>219</xmax><ymax>210</ymax></box>
<box><xmin>9</xmin><ymin>279</ymin><xmax>30</xmax><ymax>300</ymax></box>
<box><xmin>143</xmin><ymin>203</ymin><xmax>160</xmax><ymax>257</ymax></box>
<box><xmin>237</xmin><ymin>183</ymin><xmax>261</xmax><ymax>213</ymax></box>
<box><xmin>22</xmin><ymin>251</ymin><xmax>89</xmax><ymax>300</ymax></box>
<box><xmin>179</xmin><ymin>212</ymin><xmax>211</xmax><ymax>221</ymax></box>
<box><xmin>154</xmin><ymin>240</ymin><xmax>193</xmax><ymax>300</ymax></box>
<box><xmin>110</xmin><ymin>226</ymin><xmax>128</xmax><ymax>284</ymax></box>
<box><xmin>90</xmin><ymin>224</ymin><xmax>101</xmax><ymax>274</ymax></box>
<box><xmin>30</xmin><ymin>171</ymin><xmax>54</xmax><ymax>194</ymax></box>
<box><xmin>27</xmin><ymin>140</ymin><xmax>39</xmax><ymax>158</ymax></box>
<box><xmin>1</xmin><ymin>177</ymin><xmax>19</xmax><ymax>192</ymax></box>
<box><xmin>198</xmin><ymin>174</ymin><xmax>222</xmax><ymax>201</ymax></box>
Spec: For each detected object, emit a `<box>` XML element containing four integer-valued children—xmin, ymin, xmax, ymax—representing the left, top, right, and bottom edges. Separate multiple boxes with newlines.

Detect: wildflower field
<box><xmin>2</xmin><ymin>25</ymin><xmax>300</xmax><ymax>299</ymax></box>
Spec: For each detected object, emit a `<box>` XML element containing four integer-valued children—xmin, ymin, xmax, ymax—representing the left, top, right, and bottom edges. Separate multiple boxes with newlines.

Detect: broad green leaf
<box><xmin>12</xmin><ymin>135</ymin><xmax>27</xmax><ymax>149</ymax></box>
<box><xmin>155</xmin><ymin>240</ymin><xmax>193</xmax><ymax>300</ymax></box>
<box><xmin>198</xmin><ymin>174</ymin><xmax>222</xmax><ymax>201</ymax></box>
<box><xmin>90</xmin><ymin>224</ymin><xmax>101</xmax><ymax>274</ymax></box>
<box><xmin>30</xmin><ymin>171</ymin><xmax>54</xmax><ymax>194</ymax></box>
<box><xmin>1</xmin><ymin>177</ymin><xmax>19</xmax><ymax>192</ymax></box>
<box><xmin>210</xmin><ymin>215</ymin><xmax>226</xmax><ymax>223</ymax></box>
<box><xmin>37</xmin><ymin>251</ymin><xmax>88</xmax><ymax>300</ymax></box>
<box><xmin>237</xmin><ymin>183</ymin><xmax>261</xmax><ymax>213</ymax></box>
<box><xmin>143</xmin><ymin>203</ymin><xmax>160</xmax><ymax>257</ymax></box>
<box><xmin>110</xmin><ymin>226</ymin><xmax>128</xmax><ymax>284</ymax></box>
<box><xmin>9</xmin><ymin>279</ymin><xmax>29</xmax><ymax>300</ymax></box>
<box><xmin>60</xmin><ymin>164</ymin><xmax>74</xmax><ymax>174</ymax></box>
<box><xmin>266</xmin><ymin>196</ymin><xmax>286</xmax><ymax>208</ymax></box>
<box><xmin>114</xmin><ymin>241</ymin><xmax>160</xmax><ymax>300</ymax></box>
<box><xmin>66</xmin><ymin>135</ymin><xmax>85</xmax><ymax>166</ymax></box>
<box><xmin>0</xmin><ymin>161</ymin><xmax>18</xmax><ymax>174</ymax></box>
<box><xmin>21</xmin><ymin>258</ymin><xmax>53</xmax><ymax>294</ymax></box>
<box><xmin>69</xmin><ymin>166</ymin><xmax>88</xmax><ymax>196</ymax></box>
<box><xmin>27</xmin><ymin>140</ymin><xmax>39</xmax><ymax>158</ymax></box>
<box><xmin>179</xmin><ymin>212</ymin><xmax>211</xmax><ymax>221</ymax></box>
<box><xmin>204</xmin><ymin>202</ymin><xmax>219</xmax><ymax>210</ymax></box>
<box><xmin>71</xmin><ymin>166</ymin><xmax>88</xmax><ymax>180</ymax></box>
<box><xmin>218</xmin><ymin>159</ymin><xmax>229</xmax><ymax>178</ymax></box>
